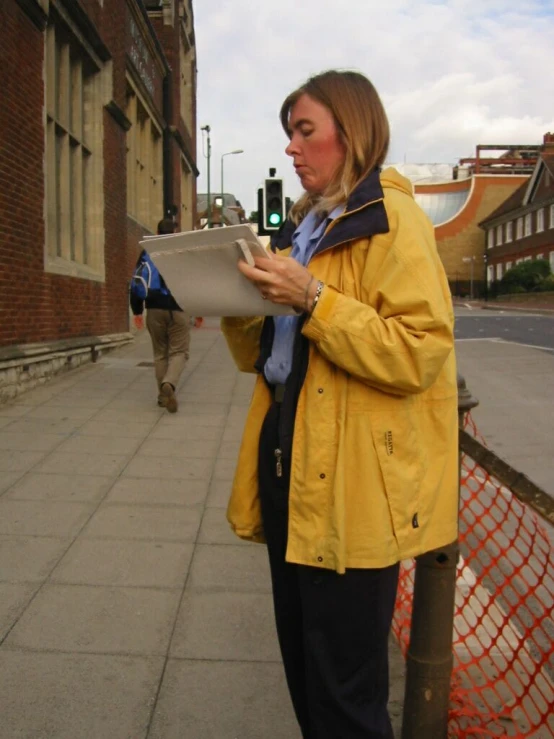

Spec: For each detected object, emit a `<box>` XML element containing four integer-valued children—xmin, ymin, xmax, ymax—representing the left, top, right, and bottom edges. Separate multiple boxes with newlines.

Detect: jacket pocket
<box><xmin>369</xmin><ymin>411</ymin><xmax>427</xmax><ymax>549</ymax></box>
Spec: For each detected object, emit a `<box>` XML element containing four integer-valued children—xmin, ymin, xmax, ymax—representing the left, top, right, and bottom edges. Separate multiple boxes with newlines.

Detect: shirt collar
<box><xmin>293</xmin><ymin>204</ymin><xmax>345</xmax><ymax>244</ymax></box>
<box><xmin>293</xmin><ymin>208</ymin><xmax>319</xmax><ymax>244</ymax></box>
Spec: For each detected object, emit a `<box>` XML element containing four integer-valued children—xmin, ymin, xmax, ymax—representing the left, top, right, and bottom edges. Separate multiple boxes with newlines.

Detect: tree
<box><xmin>249</xmin><ymin>210</ymin><xmax>258</xmax><ymax>222</ymax></box>
<box><xmin>499</xmin><ymin>259</ymin><xmax>551</xmax><ymax>293</ymax></box>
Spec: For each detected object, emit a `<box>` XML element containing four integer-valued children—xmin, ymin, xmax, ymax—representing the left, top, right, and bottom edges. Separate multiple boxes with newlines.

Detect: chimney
<box><xmin>543</xmin><ymin>132</ymin><xmax>554</xmax><ymax>149</ymax></box>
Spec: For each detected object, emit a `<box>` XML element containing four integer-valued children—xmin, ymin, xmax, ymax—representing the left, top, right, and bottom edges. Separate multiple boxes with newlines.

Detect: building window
<box><xmin>126</xmin><ymin>81</ymin><xmax>163</xmax><ymax>233</ymax></box>
<box><xmin>524</xmin><ymin>213</ymin><xmax>532</xmax><ymax>237</ymax></box>
<box><xmin>550</xmin><ymin>252</ymin><xmax>554</xmax><ymax>271</ymax></box>
<box><xmin>496</xmin><ymin>263</ymin><xmax>503</xmax><ymax>280</ymax></box>
<box><xmin>487</xmin><ymin>229</ymin><xmax>494</xmax><ymax>249</ymax></box>
<box><xmin>516</xmin><ymin>217</ymin><xmax>523</xmax><ymax>239</ymax></box>
<box><xmin>45</xmin><ymin>21</ymin><xmax>105</xmax><ymax>279</ymax></box>
<box><xmin>537</xmin><ymin>208</ymin><xmax>544</xmax><ymax>233</ymax></box>
<box><xmin>550</xmin><ymin>204</ymin><xmax>554</xmax><ymax>229</ymax></box>
<box><xmin>506</xmin><ymin>261</ymin><xmax>512</xmax><ymax>272</ymax></box>
<box><xmin>505</xmin><ymin>221</ymin><xmax>513</xmax><ymax>243</ymax></box>
<box><xmin>496</xmin><ymin>225</ymin><xmax>503</xmax><ymax>246</ymax></box>
<box><xmin>487</xmin><ymin>265</ymin><xmax>494</xmax><ymax>285</ymax></box>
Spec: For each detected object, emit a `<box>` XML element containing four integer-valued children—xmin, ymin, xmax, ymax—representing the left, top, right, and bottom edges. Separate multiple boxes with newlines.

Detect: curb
<box><xmin>478</xmin><ymin>303</ymin><xmax>554</xmax><ymax>315</ymax></box>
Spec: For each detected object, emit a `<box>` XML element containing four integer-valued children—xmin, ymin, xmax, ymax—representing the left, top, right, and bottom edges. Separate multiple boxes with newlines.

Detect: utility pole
<box><xmin>221</xmin><ymin>149</ymin><xmax>244</xmax><ymax>227</ymax></box>
<box><xmin>201</xmin><ymin>125</ymin><xmax>212</xmax><ymax>228</ymax></box>
<box><xmin>462</xmin><ymin>256</ymin><xmax>475</xmax><ymax>300</ymax></box>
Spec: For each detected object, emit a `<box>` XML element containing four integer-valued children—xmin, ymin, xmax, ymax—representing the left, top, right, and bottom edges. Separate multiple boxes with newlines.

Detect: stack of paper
<box><xmin>141</xmin><ymin>225</ymin><xmax>294</xmax><ymax>317</ymax></box>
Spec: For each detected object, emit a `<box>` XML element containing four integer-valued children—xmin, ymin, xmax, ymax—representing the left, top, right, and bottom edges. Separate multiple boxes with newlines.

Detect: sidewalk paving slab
<box><xmin>0</xmin><ymin>320</ymin><xmax>405</xmax><ymax>739</ymax></box>
<box><xmin>0</xmin><ymin>652</ymin><xmax>164</xmax><ymax>739</ymax></box>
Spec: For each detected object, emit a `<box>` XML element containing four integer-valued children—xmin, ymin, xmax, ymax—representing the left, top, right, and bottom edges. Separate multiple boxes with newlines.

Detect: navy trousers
<box><xmin>258</xmin><ymin>401</ymin><xmax>399</xmax><ymax>739</ymax></box>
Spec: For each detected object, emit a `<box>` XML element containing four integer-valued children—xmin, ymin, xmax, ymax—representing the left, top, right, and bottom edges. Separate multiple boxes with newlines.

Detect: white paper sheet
<box><xmin>140</xmin><ymin>224</ymin><xmax>295</xmax><ymax>317</ymax></box>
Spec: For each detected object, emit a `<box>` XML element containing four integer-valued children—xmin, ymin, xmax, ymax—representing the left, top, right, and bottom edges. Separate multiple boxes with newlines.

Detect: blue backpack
<box><xmin>131</xmin><ymin>251</ymin><xmax>169</xmax><ymax>301</ymax></box>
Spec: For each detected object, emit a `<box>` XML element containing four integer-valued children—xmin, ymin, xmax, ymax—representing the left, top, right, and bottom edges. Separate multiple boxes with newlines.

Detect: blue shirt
<box><xmin>264</xmin><ymin>205</ymin><xmax>344</xmax><ymax>385</ymax></box>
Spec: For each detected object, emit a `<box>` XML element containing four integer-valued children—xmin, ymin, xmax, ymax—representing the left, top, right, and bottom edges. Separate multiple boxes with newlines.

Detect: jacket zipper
<box><xmin>274</xmin><ymin>448</ymin><xmax>283</xmax><ymax>478</ymax></box>
<box><xmin>270</xmin><ymin>195</ymin><xmax>385</xmax><ymax>482</ymax></box>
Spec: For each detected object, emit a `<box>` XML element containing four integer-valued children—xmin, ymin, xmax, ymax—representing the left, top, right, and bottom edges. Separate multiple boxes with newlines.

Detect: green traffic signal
<box><xmin>263</xmin><ymin>178</ymin><xmax>285</xmax><ymax>230</ymax></box>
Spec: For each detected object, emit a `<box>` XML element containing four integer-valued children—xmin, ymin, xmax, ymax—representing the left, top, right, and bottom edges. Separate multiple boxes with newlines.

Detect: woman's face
<box><xmin>285</xmin><ymin>93</ymin><xmax>346</xmax><ymax>195</ymax></box>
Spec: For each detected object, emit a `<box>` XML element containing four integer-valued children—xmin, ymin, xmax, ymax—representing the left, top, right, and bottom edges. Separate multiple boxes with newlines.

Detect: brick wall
<box><xmin>434</xmin><ymin>176</ymin><xmax>528</xmax><ymax>287</ymax></box>
<box><xmin>0</xmin><ymin>0</ymin><xmax>178</xmax><ymax>349</ymax></box>
<box><xmin>1</xmin><ymin>3</ymin><xmax>50</xmax><ymax>346</ymax></box>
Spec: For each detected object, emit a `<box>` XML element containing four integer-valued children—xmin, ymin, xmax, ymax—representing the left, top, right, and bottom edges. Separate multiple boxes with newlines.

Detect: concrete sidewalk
<box><xmin>456</xmin><ymin>339</ymin><xmax>554</xmax><ymax>497</ymax></box>
<box><xmin>0</xmin><ymin>319</ymin><xmax>405</xmax><ymax>739</ymax></box>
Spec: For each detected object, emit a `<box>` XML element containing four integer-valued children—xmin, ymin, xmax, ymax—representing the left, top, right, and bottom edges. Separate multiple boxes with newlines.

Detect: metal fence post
<box><xmin>401</xmin><ymin>374</ymin><xmax>478</xmax><ymax>739</ymax></box>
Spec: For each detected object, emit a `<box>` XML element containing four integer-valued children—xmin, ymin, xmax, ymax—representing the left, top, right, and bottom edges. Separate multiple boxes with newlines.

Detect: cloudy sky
<box><xmin>193</xmin><ymin>0</ymin><xmax>554</xmax><ymax>214</ymax></box>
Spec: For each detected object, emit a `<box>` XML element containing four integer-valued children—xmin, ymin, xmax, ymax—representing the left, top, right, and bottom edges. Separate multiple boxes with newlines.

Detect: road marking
<box><xmin>490</xmin><ymin>339</ymin><xmax>554</xmax><ymax>352</ymax></box>
<box><xmin>455</xmin><ymin>337</ymin><xmax>554</xmax><ymax>352</ymax></box>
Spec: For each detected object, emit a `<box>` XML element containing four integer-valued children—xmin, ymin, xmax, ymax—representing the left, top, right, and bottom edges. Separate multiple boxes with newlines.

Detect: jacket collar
<box><xmin>270</xmin><ymin>168</ymin><xmax>389</xmax><ymax>255</ymax></box>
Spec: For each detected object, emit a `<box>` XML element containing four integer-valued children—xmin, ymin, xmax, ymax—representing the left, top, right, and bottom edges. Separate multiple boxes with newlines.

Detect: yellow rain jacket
<box><xmin>221</xmin><ymin>167</ymin><xmax>458</xmax><ymax>574</ymax></box>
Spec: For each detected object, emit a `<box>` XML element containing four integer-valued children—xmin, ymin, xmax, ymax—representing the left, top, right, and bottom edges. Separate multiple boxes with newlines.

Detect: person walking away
<box><xmin>221</xmin><ymin>69</ymin><xmax>458</xmax><ymax>738</ymax></box>
<box><xmin>130</xmin><ymin>218</ymin><xmax>192</xmax><ymax>413</ymax></box>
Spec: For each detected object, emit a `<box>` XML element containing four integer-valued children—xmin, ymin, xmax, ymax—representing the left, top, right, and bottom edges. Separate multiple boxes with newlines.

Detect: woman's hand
<box><xmin>238</xmin><ymin>255</ymin><xmax>319</xmax><ymax>313</ymax></box>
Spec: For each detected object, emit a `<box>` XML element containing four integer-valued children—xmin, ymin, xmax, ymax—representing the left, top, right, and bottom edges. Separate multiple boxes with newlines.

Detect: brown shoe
<box><xmin>160</xmin><ymin>383</ymin><xmax>178</xmax><ymax>413</ymax></box>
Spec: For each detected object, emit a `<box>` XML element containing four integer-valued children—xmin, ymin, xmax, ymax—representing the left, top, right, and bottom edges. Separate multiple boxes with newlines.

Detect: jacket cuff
<box><xmin>302</xmin><ymin>284</ymin><xmax>339</xmax><ymax>342</ymax></box>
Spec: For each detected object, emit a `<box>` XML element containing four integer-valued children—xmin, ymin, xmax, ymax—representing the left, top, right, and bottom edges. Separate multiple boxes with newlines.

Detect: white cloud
<box><xmin>193</xmin><ymin>0</ymin><xmax>554</xmax><ymax>213</ymax></box>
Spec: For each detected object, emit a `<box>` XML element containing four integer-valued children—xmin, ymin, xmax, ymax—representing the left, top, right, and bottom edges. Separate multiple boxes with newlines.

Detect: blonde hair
<box><xmin>280</xmin><ymin>70</ymin><xmax>390</xmax><ymax>224</ymax></box>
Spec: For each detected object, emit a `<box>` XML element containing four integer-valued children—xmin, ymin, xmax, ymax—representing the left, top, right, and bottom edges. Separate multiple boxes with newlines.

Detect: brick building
<box><xmin>0</xmin><ymin>0</ymin><xmax>197</xmax><ymax>400</ymax></box>
<box><xmin>479</xmin><ymin>134</ymin><xmax>554</xmax><ymax>286</ymax></box>
<box><xmin>407</xmin><ymin>145</ymin><xmax>540</xmax><ymax>297</ymax></box>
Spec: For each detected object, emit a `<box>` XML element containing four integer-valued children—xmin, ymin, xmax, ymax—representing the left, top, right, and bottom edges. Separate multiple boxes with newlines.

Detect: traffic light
<box><xmin>263</xmin><ymin>178</ymin><xmax>285</xmax><ymax>231</ymax></box>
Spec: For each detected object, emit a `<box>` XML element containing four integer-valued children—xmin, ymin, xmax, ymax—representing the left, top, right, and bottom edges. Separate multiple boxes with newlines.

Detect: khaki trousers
<box><xmin>146</xmin><ymin>309</ymin><xmax>190</xmax><ymax>390</ymax></box>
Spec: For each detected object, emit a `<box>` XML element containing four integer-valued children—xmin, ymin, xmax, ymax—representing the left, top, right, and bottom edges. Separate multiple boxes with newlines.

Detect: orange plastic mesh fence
<box><xmin>392</xmin><ymin>413</ymin><xmax>554</xmax><ymax>738</ymax></box>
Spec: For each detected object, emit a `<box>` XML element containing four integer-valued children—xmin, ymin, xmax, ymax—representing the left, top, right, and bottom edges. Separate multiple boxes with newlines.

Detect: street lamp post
<box><xmin>201</xmin><ymin>125</ymin><xmax>212</xmax><ymax>228</ymax></box>
<box><xmin>220</xmin><ymin>149</ymin><xmax>244</xmax><ymax>227</ymax></box>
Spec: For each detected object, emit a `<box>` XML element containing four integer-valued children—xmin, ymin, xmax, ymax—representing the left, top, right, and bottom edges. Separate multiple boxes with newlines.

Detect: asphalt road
<box><xmin>454</xmin><ymin>306</ymin><xmax>554</xmax><ymax>496</ymax></box>
<box><xmin>454</xmin><ymin>306</ymin><xmax>554</xmax><ymax>351</ymax></box>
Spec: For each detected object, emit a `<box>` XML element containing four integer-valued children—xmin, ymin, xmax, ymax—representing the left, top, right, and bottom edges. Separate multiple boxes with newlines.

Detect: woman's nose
<box><xmin>285</xmin><ymin>136</ymin><xmax>300</xmax><ymax>157</ymax></box>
